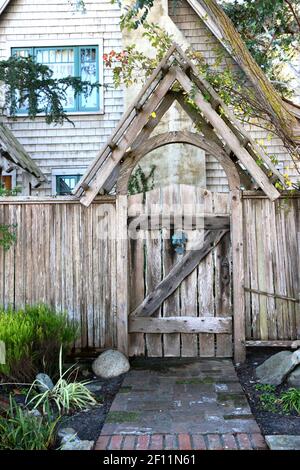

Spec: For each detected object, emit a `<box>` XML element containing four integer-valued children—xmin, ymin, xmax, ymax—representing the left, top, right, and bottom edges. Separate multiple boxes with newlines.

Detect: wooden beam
<box><xmin>128</xmin><ymin>214</ymin><xmax>230</xmax><ymax>231</ymax></box>
<box><xmin>174</xmin><ymin>45</ymin><xmax>285</xmax><ymax>185</ymax></box>
<box><xmin>117</xmin><ymin>93</ymin><xmax>176</xmax><ymax>194</ymax></box>
<box><xmin>175</xmin><ymin>68</ymin><xmax>281</xmax><ymax>201</ymax></box>
<box><xmin>231</xmin><ymin>189</ymin><xmax>246</xmax><ymax>363</ymax></box>
<box><xmin>116</xmin><ymin>195</ymin><xmax>129</xmax><ymax>355</ymax></box>
<box><xmin>118</xmin><ymin>130</ymin><xmax>240</xmax><ymax>195</ymax></box>
<box><xmin>130</xmin><ymin>93</ymin><xmax>175</xmax><ymax>152</ymax></box>
<box><xmin>80</xmin><ymin>70</ymin><xmax>177</xmax><ymax>207</ymax></box>
<box><xmin>0</xmin><ymin>121</ymin><xmax>46</xmax><ymax>181</ymax></box>
<box><xmin>245</xmin><ymin>340</ymin><xmax>297</xmax><ymax>348</ymax></box>
<box><xmin>0</xmin><ymin>195</ymin><xmax>116</xmax><ymax>204</ymax></box>
<box><xmin>131</xmin><ymin>229</ymin><xmax>228</xmax><ymax>318</ymax></box>
<box><xmin>175</xmin><ymin>92</ymin><xmax>254</xmax><ymax>190</ymax></box>
<box><xmin>244</xmin><ymin>286</ymin><xmax>299</xmax><ymax>303</ymax></box>
<box><xmin>129</xmin><ymin>316</ymin><xmax>232</xmax><ymax>334</ymax></box>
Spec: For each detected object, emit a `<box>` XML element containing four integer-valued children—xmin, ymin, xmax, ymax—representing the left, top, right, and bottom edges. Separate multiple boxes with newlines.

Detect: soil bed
<box><xmin>58</xmin><ymin>374</ymin><xmax>125</xmax><ymax>441</ymax></box>
<box><xmin>236</xmin><ymin>348</ymin><xmax>300</xmax><ymax>436</ymax></box>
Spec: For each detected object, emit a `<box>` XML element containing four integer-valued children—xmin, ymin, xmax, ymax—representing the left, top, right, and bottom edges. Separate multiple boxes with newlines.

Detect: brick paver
<box><xmin>178</xmin><ymin>433</ymin><xmax>192</xmax><ymax>450</ymax></box>
<box><xmin>95</xmin><ymin>358</ymin><xmax>267</xmax><ymax>451</ymax></box>
<box><xmin>237</xmin><ymin>433</ymin><xmax>253</xmax><ymax>450</ymax></box>
<box><xmin>95</xmin><ymin>432</ymin><xmax>267</xmax><ymax>450</ymax></box>
<box><xmin>136</xmin><ymin>435</ymin><xmax>150</xmax><ymax>450</ymax></box>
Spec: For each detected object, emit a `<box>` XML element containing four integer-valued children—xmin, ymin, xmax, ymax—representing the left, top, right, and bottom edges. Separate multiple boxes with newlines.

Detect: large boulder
<box><xmin>287</xmin><ymin>365</ymin><xmax>300</xmax><ymax>388</ymax></box>
<box><xmin>256</xmin><ymin>350</ymin><xmax>300</xmax><ymax>386</ymax></box>
<box><xmin>92</xmin><ymin>350</ymin><xmax>130</xmax><ymax>379</ymax></box>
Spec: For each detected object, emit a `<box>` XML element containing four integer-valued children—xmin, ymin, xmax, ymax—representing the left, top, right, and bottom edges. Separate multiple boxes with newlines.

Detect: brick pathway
<box><xmin>95</xmin><ymin>358</ymin><xmax>267</xmax><ymax>451</ymax></box>
<box><xmin>95</xmin><ymin>432</ymin><xmax>266</xmax><ymax>450</ymax></box>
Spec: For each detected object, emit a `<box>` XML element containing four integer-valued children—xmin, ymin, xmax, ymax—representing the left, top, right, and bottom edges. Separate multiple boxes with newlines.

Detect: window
<box><xmin>56</xmin><ymin>175</ymin><xmax>81</xmax><ymax>195</ymax></box>
<box><xmin>12</xmin><ymin>46</ymin><xmax>100</xmax><ymax>113</ymax></box>
<box><xmin>1</xmin><ymin>175</ymin><xmax>12</xmax><ymax>190</ymax></box>
<box><xmin>52</xmin><ymin>169</ymin><xmax>85</xmax><ymax>195</ymax></box>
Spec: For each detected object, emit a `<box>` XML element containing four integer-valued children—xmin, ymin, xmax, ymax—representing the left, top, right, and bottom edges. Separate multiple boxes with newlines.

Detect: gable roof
<box><xmin>0</xmin><ymin>121</ymin><xmax>46</xmax><ymax>181</ymax></box>
<box><xmin>73</xmin><ymin>44</ymin><xmax>284</xmax><ymax>206</ymax></box>
<box><xmin>185</xmin><ymin>0</ymin><xmax>300</xmax><ymax>143</ymax></box>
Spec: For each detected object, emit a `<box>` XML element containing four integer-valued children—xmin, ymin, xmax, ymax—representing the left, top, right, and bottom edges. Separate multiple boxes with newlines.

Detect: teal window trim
<box><xmin>11</xmin><ymin>45</ymin><xmax>100</xmax><ymax>114</ymax></box>
<box><xmin>55</xmin><ymin>174</ymin><xmax>82</xmax><ymax>195</ymax></box>
<box><xmin>78</xmin><ymin>46</ymin><xmax>100</xmax><ymax>112</ymax></box>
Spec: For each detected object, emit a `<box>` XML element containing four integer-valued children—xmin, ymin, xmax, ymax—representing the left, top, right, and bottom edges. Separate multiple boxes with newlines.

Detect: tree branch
<box><xmin>284</xmin><ymin>0</ymin><xmax>300</xmax><ymax>30</ymax></box>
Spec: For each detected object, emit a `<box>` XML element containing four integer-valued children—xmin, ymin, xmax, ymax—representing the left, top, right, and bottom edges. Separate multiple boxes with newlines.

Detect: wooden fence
<box><xmin>0</xmin><ymin>197</ymin><xmax>117</xmax><ymax>351</ymax></box>
<box><xmin>243</xmin><ymin>193</ymin><xmax>300</xmax><ymax>344</ymax></box>
<box><xmin>0</xmin><ymin>192</ymin><xmax>299</xmax><ymax>352</ymax></box>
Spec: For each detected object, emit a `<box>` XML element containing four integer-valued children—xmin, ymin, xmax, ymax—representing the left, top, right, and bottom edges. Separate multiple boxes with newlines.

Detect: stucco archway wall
<box><xmin>117</xmin><ymin>130</ymin><xmax>240</xmax><ymax>194</ymax></box>
<box><xmin>120</xmin><ymin>1</ymin><xmax>226</xmax><ymax>192</ymax></box>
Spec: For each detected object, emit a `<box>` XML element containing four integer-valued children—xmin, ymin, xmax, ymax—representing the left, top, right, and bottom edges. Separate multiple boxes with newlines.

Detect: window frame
<box><xmin>51</xmin><ymin>168</ymin><xmax>86</xmax><ymax>196</ymax></box>
<box><xmin>1</xmin><ymin>170</ymin><xmax>16</xmax><ymax>190</ymax></box>
<box><xmin>7</xmin><ymin>39</ymin><xmax>104</xmax><ymax>116</ymax></box>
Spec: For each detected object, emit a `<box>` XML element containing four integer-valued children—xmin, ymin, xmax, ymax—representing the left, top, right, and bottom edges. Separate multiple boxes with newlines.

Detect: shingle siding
<box><xmin>168</xmin><ymin>0</ymin><xmax>300</xmax><ymax>189</ymax></box>
<box><xmin>0</xmin><ymin>0</ymin><xmax>123</xmax><ymax>194</ymax></box>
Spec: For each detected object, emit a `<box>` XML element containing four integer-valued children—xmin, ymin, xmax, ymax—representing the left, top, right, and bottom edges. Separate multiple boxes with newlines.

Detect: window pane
<box><xmin>12</xmin><ymin>49</ymin><xmax>32</xmax><ymax>111</ymax></box>
<box><xmin>14</xmin><ymin>49</ymin><xmax>31</xmax><ymax>58</ymax></box>
<box><xmin>36</xmin><ymin>47</ymin><xmax>75</xmax><ymax>110</ymax></box>
<box><xmin>80</xmin><ymin>47</ymin><xmax>98</xmax><ymax>110</ymax></box>
<box><xmin>56</xmin><ymin>175</ymin><xmax>81</xmax><ymax>195</ymax></box>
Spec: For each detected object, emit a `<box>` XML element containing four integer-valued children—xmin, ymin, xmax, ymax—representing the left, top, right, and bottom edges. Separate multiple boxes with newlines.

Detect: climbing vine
<box><xmin>0</xmin><ymin>186</ymin><xmax>20</xmax><ymax>251</ymax></box>
<box><xmin>0</xmin><ymin>223</ymin><xmax>17</xmax><ymax>251</ymax></box>
<box><xmin>128</xmin><ymin>164</ymin><xmax>156</xmax><ymax>202</ymax></box>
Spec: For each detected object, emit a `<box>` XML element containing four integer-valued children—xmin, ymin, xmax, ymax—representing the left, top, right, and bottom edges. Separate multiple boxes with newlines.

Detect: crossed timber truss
<box><xmin>74</xmin><ymin>44</ymin><xmax>285</xmax><ymax>206</ymax></box>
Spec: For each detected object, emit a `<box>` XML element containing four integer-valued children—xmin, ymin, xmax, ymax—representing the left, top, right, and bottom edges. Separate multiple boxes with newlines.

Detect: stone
<box><xmin>60</xmin><ymin>438</ymin><xmax>94</xmax><ymax>451</ymax></box>
<box><xmin>256</xmin><ymin>350</ymin><xmax>300</xmax><ymax>386</ymax></box>
<box><xmin>58</xmin><ymin>427</ymin><xmax>78</xmax><ymax>441</ymax></box>
<box><xmin>36</xmin><ymin>373</ymin><xmax>54</xmax><ymax>392</ymax></box>
<box><xmin>27</xmin><ymin>409</ymin><xmax>42</xmax><ymax>418</ymax></box>
<box><xmin>92</xmin><ymin>350</ymin><xmax>130</xmax><ymax>379</ymax></box>
<box><xmin>291</xmin><ymin>340</ymin><xmax>300</xmax><ymax>350</ymax></box>
<box><xmin>287</xmin><ymin>365</ymin><xmax>300</xmax><ymax>388</ymax></box>
<box><xmin>58</xmin><ymin>427</ymin><xmax>94</xmax><ymax>450</ymax></box>
<box><xmin>85</xmin><ymin>382</ymin><xmax>102</xmax><ymax>392</ymax></box>
<box><xmin>265</xmin><ymin>435</ymin><xmax>300</xmax><ymax>450</ymax></box>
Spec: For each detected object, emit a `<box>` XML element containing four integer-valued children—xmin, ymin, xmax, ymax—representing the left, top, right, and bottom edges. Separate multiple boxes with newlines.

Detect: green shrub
<box><xmin>0</xmin><ymin>397</ymin><xmax>58</xmax><ymax>450</ymax></box>
<box><xmin>279</xmin><ymin>388</ymin><xmax>300</xmax><ymax>414</ymax></box>
<box><xmin>26</xmin><ymin>349</ymin><xmax>97</xmax><ymax>415</ymax></box>
<box><xmin>0</xmin><ymin>304</ymin><xmax>78</xmax><ymax>382</ymax></box>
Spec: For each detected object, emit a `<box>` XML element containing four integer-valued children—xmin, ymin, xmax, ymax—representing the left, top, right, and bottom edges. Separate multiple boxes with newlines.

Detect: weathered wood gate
<box><xmin>127</xmin><ymin>184</ymin><xmax>233</xmax><ymax>358</ymax></box>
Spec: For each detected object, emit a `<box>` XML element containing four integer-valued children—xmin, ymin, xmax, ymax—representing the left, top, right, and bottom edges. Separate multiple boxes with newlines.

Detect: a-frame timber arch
<box><xmin>74</xmin><ymin>44</ymin><xmax>285</xmax><ymax>363</ymax></box>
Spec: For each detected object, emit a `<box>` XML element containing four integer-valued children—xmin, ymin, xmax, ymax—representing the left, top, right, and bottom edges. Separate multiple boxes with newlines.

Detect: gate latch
<box><xmin>171</xmin><ymin>231</ymin><xmax>188</xmax><ymax>255</ymax></box>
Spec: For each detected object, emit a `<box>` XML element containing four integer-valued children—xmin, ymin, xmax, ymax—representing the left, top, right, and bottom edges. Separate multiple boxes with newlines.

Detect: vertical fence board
<box><xmin>128</xmin><ymin>192</ymin><xmax>145</xmax><ymax>356</ymax></box>
<box><xmin>145</xmin><ymin>188</ymin><xmax>163</xmax><ymax>357</ymax></box>
<box><xmin>162</xmin><ymin>185</ymin><xmax>181</xmax><ymax>357</ymax></box>
<box><xmin>179</xmin><ymin>185</ymin><xmax>199</xmax><ymax>357</ymax></box>
<box><xmin>197</xmin><ymin>188</ymin><xmax>215</xmax><ymax>356</ymax></box>
<box><xmin>214</xmin><ymin>192</ymin><xmax>232</xmax><ymax>357</ymax></box>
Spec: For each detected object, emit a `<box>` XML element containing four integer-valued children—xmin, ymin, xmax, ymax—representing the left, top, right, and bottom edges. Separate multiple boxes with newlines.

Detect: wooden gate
<box><xmin>127</xmin><ymin>184</ymin><xmax>233</xmax><ymax>358</ymax></box>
